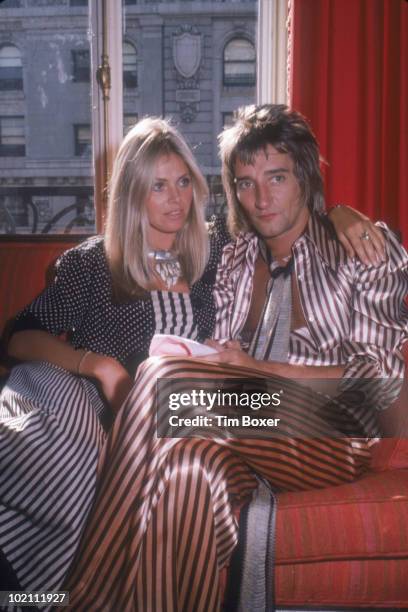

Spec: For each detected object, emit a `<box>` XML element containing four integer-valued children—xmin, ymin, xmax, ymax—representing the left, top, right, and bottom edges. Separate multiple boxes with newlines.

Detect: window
<box><xmin>72</xmin><ymin>50</ymin><xmax>90</xmax><ymax>82</ymax></box>
<box><xmin>0</xmin><ymin>45</ymin><xmax>23</xmax><ymax>91</ymax></box>
<box><xmin>74</xmin><ymin>124</ymin><xmax>91</xmax><ymax>156</ymax></box>
<box><xmin>124</xmin><ymin>114</ymin><xmax>138</xmax><ymax>135</ymax></box>
<box><xmin>123</xmin><ymin>42</ymin><xmax>137</xmax><ymax>89</ymax></box>
<box><xmin>223</xmin><ymin>38</ymin><xmax>256</xmax><ymax>86</ymax></box>
<box><xmin>222</xmin><ymin>112</ymin><xmax>234</xmax><ymax>128</ymax></box>
<box><xmin>0</xmin><ymin>1</ymin><xmax>270</xmax><ymax>235</ymax></box>
<box><xmin>0</xmin><ymin>116</ymin><xmax>25</xmax><ymax>156</ymax></box>
<box><xmin>0</xmin><ymin>5</ymin><xmax>94</xmax><ymax>235</ymax></box>
<box><xmin>0</xmin><ymin>0</ymin><xmax>22</xmax><ymax>9</ymax></box>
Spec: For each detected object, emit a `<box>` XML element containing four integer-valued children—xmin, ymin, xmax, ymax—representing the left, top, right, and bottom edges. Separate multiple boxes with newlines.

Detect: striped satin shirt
<box><xmin>213</xmin><ymin>213</ymin><xmax>408</xmax><ymax>411</ymax></box>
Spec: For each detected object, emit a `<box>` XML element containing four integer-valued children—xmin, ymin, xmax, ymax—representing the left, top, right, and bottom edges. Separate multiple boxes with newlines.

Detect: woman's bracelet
<box><xmin>77</xmin><ymin>349</ymin><xmax>91</xmax><ymax>376</ymax></box>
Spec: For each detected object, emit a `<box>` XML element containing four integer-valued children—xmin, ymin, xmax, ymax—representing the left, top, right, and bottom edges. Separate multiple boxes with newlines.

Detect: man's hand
<box><xmin>205</xmin><ymin>339</ymin><xmax>242</xmax><ymax>352</ymax></box>
<box><xmin>202</xmin><ymin>342</ymin><xmax>284</xmax><ymax>374</ymax></box>
<box><xmin>202</xmin><ymin>342</ymin><xmax>344</xmax><ymax>381</ymax></box>
<box><xmin>201</xmin><ymin>347</ymin><xmax>257</xmax><ymax>369</ymax></box>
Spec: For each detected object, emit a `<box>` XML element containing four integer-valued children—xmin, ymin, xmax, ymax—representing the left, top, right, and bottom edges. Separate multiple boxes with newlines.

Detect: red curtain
<box><xmin>290</xmin><ymin>0</ymin><xmax>407</xmax><ymax>245</ymax></box>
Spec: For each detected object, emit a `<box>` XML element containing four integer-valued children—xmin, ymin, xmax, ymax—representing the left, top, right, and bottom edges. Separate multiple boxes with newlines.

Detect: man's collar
<box><xmin>235</xmin><ymin>212</ymin><xmax>344</xmax><ymax>269</ymax></box>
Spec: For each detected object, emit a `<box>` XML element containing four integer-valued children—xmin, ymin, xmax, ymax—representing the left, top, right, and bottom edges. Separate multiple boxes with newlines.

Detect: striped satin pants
<box><xmin>66</xmin><ymin>356</ymin><xmax>371</xmax><ymax>611</ymax></box>
<box><xmin>0</xmin><ymin>362</ymin><xmax>106</xmax><ymax>596</ymax></box>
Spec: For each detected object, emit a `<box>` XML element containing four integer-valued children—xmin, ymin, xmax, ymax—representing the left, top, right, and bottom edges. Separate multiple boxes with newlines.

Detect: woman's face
<box><xmin>145</xmin><ymin>152</ymin><xmax>193</xmax><ymax>250</ymax></box>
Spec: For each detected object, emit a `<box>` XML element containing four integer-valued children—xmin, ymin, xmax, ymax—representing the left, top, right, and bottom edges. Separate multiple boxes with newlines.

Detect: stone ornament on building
<box><xmin>173</xmin><ymin>26</ymin><xmax>202</xmax><ymax>123</ymax></box>
<box><xmin>173</xmin><ymin>30</ymin><xmax>201</xmax><ymax>79</ymax></box>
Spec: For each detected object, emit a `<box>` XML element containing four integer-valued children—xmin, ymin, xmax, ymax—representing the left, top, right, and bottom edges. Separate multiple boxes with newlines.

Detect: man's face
<box><xmin>233</xmin><ymin>144</ymin><xmax>309</xmax><ymax>242</ymax></box>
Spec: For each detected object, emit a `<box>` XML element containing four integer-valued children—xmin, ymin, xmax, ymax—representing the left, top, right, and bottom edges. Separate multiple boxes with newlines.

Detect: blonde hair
<box><xmin>105</xmin><ymin>117</ymin><xmax>209</xmax><ymax>298</ymax></box>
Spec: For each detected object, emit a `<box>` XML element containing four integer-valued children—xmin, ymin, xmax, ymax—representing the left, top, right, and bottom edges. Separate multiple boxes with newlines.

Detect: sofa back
<box><xmin>0</xmin><ymin>238</ymin><xmax>80</xmax><ymax>338</ymax></box>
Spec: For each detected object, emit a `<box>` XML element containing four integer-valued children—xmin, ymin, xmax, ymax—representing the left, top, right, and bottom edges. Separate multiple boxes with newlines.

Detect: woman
<box><xmin>0</xmin><ymin>118</ymin><xmax>229</xmax><ymax>596</ymax></box>
<box><xmin>0</xmin><ymin>116</ymin><xmax>383</xmax><ymax>598</ymax></box>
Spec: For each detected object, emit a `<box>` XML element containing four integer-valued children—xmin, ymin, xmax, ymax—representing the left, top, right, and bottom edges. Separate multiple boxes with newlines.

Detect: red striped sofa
<box><xmin>1</xmin><ymin>239</ymin><xmax>408</xmax><ymax>609</ymax></box>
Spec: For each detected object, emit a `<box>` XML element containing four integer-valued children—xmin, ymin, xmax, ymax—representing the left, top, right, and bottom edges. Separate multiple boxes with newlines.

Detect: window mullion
<box><xmin>257</xmin><ymin>0</ymin><xmax>288</xmax><ymax>105</ymax></box>
<box><xmin>90</xmin><ymin>0</ymin><xmax>123</xmax><ymax>234</ymax></box>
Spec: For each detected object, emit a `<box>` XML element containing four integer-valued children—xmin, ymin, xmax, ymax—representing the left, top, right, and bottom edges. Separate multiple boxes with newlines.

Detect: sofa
<box><xmin>1</xmin><ymin>238</ymin><xmax>408</xmax><ymax>610</ymax></box>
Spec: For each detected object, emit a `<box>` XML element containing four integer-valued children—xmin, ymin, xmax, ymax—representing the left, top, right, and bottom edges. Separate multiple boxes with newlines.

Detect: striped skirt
<box><xmin>66</xmin><ymin>356</ymin><xmax>372</xmax><ymax>612</ymax></box>
<box><xmin>0</xmin><ymin>362</ymin><xmax>106</xmax><ymax>595</ymax></box>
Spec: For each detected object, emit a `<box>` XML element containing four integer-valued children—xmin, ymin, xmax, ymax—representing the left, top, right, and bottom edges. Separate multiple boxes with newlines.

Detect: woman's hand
<box><xmin>81</xmin><ymin>352</ymin><xmax>133</xmax><ymax>414</ymax></box>
<box><xmin>328</xmin><ymin>205</ymin><xmax>386</xmax><ymax>266</ymax></box>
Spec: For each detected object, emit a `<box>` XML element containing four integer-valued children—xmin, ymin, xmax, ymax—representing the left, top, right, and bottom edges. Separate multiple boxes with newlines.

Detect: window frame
<box><xmin>222</xmin><ymin>112</ymin><xmax>234</xmax><ymax>129</ymax></box>
<box><xmin>74</xmin><ymin>123</ymin><xmax>92</xmax><ymax>157</ymax></box>
<box><xmin>0</xmin><ymin>44</ymin><xmax>23</xmax><ymax>92</ymax></box>
<box><xmin>223</xmin><ymin>37</ymin><xmax>256</xmax><ymax>87</ymax></box>
<box><xmin>71</xmin><ymin>49</ymin><xmax>90</xmax><ymax>83</ymax></box>
<box><xmin>0</xmin><ymin>115</ymin><xmax>25</xmax><ymax>157</ymax></box>
<box><xmin>123</xmin><ymin>114</ymin><xmax>139</xmax><ymax>135</ymax></box>
<box><xmin>90</xmin><ymin>0</ymin><xmax>287</xmax><ymax>234</ymax></box>
<box><xmin>122</xmin><ymin>41</ymin><xmax>138</xmax><ymax>90</ymax></box>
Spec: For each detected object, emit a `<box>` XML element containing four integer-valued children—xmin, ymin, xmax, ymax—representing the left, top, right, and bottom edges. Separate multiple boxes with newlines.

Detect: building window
<box><xmin>222</xmin><ymin>112</ymin><xmax>234</xmax><ymax>129</ymax></box>
<box><xmin>123</xmin><ymin>42</ymin><xmax>137</xmax><ymax>89</ymax></box>
<box><xmin>0</xmin><ymin>45</ymin><xmax>23</xmax><ymax>91</ymax></box>
<box><xmin>124</xmin><ymin>114</ymin><xmax>138</xmax><ymax>135</ymax></box>
<box><xmin>72</xmin><ymin>49</ymin><xmax>90</xmax><ymax>82</ymax></box>
<box><xmin>223</xmin><ymin>38</ymin><xmax>256</xmax><ymax>87</ymax></box>
<box><xmin>0</xmin><ymin>116</ymin><xmax>25</xmax><ymax>156</ymax></box>
<box><xmin>0</xmin><ymin>1</ymin><xmax>22</xmax><ymax>9</ymax></box>
<box><xmin>74</xmin><ymin>124</ymin><xmax>91</xmax><ymax>156</ymax></box>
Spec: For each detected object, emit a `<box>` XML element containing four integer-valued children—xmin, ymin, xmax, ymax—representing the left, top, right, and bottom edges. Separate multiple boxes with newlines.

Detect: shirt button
<box><xmin>297</xmin><ymin>274</ymin><xmax>303</xmax><ymax>281</ymax></box>
<box><xmin>308</xmin><ymin>316</ymin><xmax>314</xmax><ymax>322</ymax></box>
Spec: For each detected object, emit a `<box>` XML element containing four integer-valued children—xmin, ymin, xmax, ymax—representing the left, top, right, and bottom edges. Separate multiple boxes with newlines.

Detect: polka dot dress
<box><xmin>12</xmin><ymin>216</ymin><xmax>230</xmax><ymax>376</ymax></box>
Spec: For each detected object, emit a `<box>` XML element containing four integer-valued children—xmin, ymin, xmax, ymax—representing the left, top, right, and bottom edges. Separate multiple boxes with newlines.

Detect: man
<box><xmin>208</xmin><ymin>104</ymin><xmax>408</xmax><ymax>433</ymax></box>
<box><xmin>65</xmin><ymin>106</ymin><xmax>408</xmax><ymax>612</ymax></box>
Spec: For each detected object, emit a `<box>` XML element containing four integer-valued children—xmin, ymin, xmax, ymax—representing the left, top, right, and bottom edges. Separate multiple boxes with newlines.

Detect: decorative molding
<box><xmin>0</xmin><ymin>176</ymin><xmax>92</xmax><ymax>187</ymax></box>
<box><xmin>173</xmin><ymin>25</ymin><xmax>202</xmax><ymax>123</ymax></box>
<box><xmin>173</xmin><ymin>32</ymin><xmax>201</xmax><ymax>79</ymax></box>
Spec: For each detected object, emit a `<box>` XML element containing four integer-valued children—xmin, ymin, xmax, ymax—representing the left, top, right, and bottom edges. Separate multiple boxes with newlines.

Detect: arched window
<box><xmin>223</xmin><ymin>38</ymin><xmax>255</xmax><ymax>87</ymax></box>
<box><xmin>0</xmin><ymin>45</ymin><xmax>23</xmax><ymax>91</ymax></box>
<box><xmin>123</xmin><ymin>41</ymin><xmax>137</xmax><ymax>89</ymax></box>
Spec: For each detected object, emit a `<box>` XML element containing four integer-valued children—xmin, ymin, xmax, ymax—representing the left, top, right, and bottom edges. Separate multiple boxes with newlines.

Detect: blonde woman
<box><xmin>1</xmin><ymin>116</ymin><xmax>382</xmax><ymax>597</ymax></box>
<box><xmin>0</xmin><ymin>118</ymin><xmax>228</xmax><ymax>596</ymax></box>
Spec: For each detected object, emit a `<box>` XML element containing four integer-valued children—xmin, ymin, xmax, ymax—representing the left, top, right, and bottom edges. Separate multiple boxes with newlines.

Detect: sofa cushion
<box><xmin>370</xmin><ymin>368</ymin><xmax>408</xmax><ymax>471</ymax></box>
<box><xmin>276</xmin><ymin>559</ymin><xmax>408</xmax><ymax>608</ymax></box>
<box><xmin>275</xmin><ymin>469</ymin><xmax>408</xmax><ymax>606</ymax></box>
<box><xmin>371</xmin><ymin>438</ymin><xmax>408</xmax><ymax>471</ymax></box>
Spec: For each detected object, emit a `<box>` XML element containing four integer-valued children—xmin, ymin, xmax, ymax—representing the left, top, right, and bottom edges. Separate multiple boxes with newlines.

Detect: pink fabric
<box><xmin>149</xmin><ymin>334</ymin><xmax>217</xmax><ymax>358</ymax></box>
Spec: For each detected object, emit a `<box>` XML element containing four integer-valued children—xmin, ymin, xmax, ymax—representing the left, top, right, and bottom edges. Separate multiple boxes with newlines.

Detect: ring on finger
<box><xmin>360</xmin><ymin>231</ymin><xmax>371</xmax><ymax>241</ymax></box>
